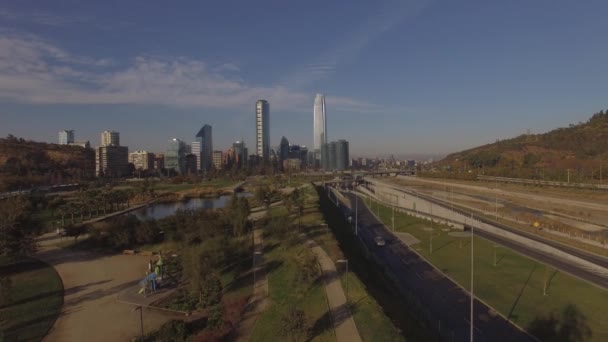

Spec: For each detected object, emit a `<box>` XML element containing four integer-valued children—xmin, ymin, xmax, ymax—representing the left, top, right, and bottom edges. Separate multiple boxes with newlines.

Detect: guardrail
<box><xmin>477</xmin><ymin>175</ymin><xmax>608</xmax><ymax>190</ymax></box>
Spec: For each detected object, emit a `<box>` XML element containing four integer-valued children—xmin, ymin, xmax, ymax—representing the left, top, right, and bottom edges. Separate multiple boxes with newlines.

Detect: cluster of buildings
<box><xmin>57</xmin><ymin>94</ymin><xmax>351</xmax><ymax>177</ymax></box>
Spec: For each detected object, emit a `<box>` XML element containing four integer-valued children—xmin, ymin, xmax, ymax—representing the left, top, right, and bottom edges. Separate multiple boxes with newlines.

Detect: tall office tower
<box><xmin>212</xmin><ymin>150</ymin><xmax>223</xmax><ymax>170</ymax></box>
<box><xmin>191</xmin><ymin>142</ymin><xmax>201</xmax><ymax>171</ymax></box>
<box><xmin>255</xmin><ymin>100</ymin><xmax>270</xmax><ymax>159</ymax></box>
<box><xmin>313</xmin><ymin>94</ymin><xmax>327</xmax><ymax>152</ymax></box>
<box><xmin>233</xmin><ymin>140</ymin><xmax>248</xmax><ymax>167</ymax></box>
<box><xmin>195</xmin><ymin>124</ymin><xmax>213</xmax><ymax>172</ymax></box>
<box><xmin>95</xmin><ymin>146</ymin><xmax>129</xmax><ymax>177</ymax></box>
<box><xmin>279</xmin><ymin>136</ymin><xmax>290</xmax><ymax>164</ymax></box>
<box><xmin>165</xmin><ymin>138</ymin><xmax>187</xmax><ymax>174</ymax></box>
<box><xmin>58</xmin><ymin>130</ymin><xmax>75</xmax><ymax>145</ymax></box>
<box><xmin>128</xmin><ymin>151</ymin><xmax>155</xmax><ymax>170</ymax></box>
<box><xmin>101</xmin><ymin>130</ymin><xmax>120</xmax><ymax>147</ymax></box>
<box><xmin>335</xmin><ymin>139</ymin><xmax>349</xmax><ymax>171</ymax></box>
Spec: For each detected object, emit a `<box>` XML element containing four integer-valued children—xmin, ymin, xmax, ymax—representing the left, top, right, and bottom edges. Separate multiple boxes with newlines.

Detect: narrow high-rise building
<box><xmin>165</xmin><ymin>138</ymin><xmax>187</xmax><ymax>174</ymax></box>
<box><xmin>101</xmin><ymin>130</ymin><xmax>120</xmax><ymax>147</ymax></box>
<box><xmin>255</xmin><ymin>100</ymin><xmax>270</xmax><ymax>159</ymax></box>
<box><xmin>313</xmin><ymin>94</ymin><xmax>327</xmax><ymax>152</ymax></box>
<box><xmin>212</xmin><ymin>150</ymin><xmax>223</xmax><ymax>170</ymax></box>
<box><xmin>58</xmin><ymin>130</ymin><xmax>75</xmax><ymax>145</ymax></box>
<box><xmin>195</xmin><ymin>125</ymin><xmax>213</xmax><ymax>172</ymax></box>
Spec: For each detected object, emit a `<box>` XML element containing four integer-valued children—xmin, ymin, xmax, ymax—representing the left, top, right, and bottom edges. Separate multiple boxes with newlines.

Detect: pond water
<box><xmin>129</xmin><ymin>192</ymin><xmax>251</xmax><ymax>221</ymax></box>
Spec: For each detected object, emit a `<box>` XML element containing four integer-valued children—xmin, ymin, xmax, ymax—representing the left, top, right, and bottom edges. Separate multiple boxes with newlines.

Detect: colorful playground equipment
<box><xmin>138</xmin><ymin>254</ymin><xmax>167</xmax><ymax>295</ymax></box>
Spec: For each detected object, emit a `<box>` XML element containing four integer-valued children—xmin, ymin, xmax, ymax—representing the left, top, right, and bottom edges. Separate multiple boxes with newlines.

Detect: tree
<box><xmin>0</xmin><ymin>196</ymin><xmax>38</xmax><ymax>256</ymax></box>
<box><xmin>0</xmin><ymin>275</ymin><xmax>12</xmax><ymax>307</ymax></box>
<box><xmin>280</xmin><ymin>306</ymin><xmax>307</xmax><ymax>342</ymax></box>
<box><xmin>291</xmin><ymin>189</ymin><xmax>305</xmax><ymax>230</ymax></box>
<box><xmin>255</xmin><ymin>185</ymin><xmax>272</xmax><ymax>209</ymax></box>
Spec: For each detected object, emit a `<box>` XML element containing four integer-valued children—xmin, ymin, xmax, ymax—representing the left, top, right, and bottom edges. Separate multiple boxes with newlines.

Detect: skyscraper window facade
<box><xmin>165</xmin><ymin>138</ymin><xmax>187</xmax><ymax>174</ymax></box>
<box><xmin>195</xmin><ymin>124</ymin><xmax>213</xmax><ymax>172</ymax></box>
<box><xmin>58</xmin><ymin>130</ymin><xmax>74</xmax><ymax>145</ymax></box>
<box><xmin>313</xmin><ymin>94</ymin><xmax>327</xmax><ymax>165</ymax></box>
<box><xmin>101</xmin><ymin>130</ymin><xmax>120</xmax><ymax>147</ymax></box>
<box><xmin>256</xmin><ymin>100</ymin><xmax>270</xmax><ymax>159</ymax></box>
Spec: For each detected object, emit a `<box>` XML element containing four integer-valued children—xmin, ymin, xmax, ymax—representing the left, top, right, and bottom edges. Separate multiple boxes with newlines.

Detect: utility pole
<box><xmin>470</xmin><ymin>212</ymin><xmax>474</xmax><ymax>342</ymax></box>
<box><xmin>355</xmin><ymin>194</ymin><xmax>358</xmax><ymax>236</ymax></box>
<box><xmin>392</xmin><ymin>205</ymin><xmax>395</xmax><ymax>232</ymax></box>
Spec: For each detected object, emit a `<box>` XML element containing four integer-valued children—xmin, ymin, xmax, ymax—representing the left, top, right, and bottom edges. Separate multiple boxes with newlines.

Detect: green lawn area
<box><xmin>250</xmin><ymin>217</ymin><xmax>335</xmax><ymax>342</ymax></box>
<box><xmin>151</xmin><ymin>179</ymin><xmax>238</xmax><ymax>193</ymax></box>
<box><xmin>298</xmin><ymin>184</ymin><xmax>406</xmax><ymax>342</ymax></box>
<box><xmin>0</xmin><ymin>257</ymin><xmax>63</xmax><ymax>341</ymax></box>
<box><xmin>367</xmin><ymin>196</ymin><xmax>608</xmax><ymax>341</ymax></box>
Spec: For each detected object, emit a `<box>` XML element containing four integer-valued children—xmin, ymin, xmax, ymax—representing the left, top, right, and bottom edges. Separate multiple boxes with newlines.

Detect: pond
<box><xmin>130</xmin><ymin>192</ymin><xmax>251</xmax><ymax>221</ymax></box>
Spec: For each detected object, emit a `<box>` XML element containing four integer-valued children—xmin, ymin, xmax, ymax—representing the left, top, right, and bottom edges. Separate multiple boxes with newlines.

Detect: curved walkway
<box><xmin>306</xmin><ymin>238</ymin><xmax>362</xmax><ymax>342</ymax></box>
<box><xmin>36</xmin><ymin>233</ymin><xmax>178</xmax><ymax>342</ymax></box>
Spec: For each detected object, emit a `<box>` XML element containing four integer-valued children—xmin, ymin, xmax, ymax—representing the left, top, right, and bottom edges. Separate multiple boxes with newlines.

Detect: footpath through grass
<box><xmin>250</xmin><ymin>206</ymin><xmax>335</xmax><ymax>342</ymax></box>
<box><xmin>303</xmin><ymin>185</ymin><xmax>413</xmax><ymax>342</ymax></box>
<box><xmin>366</xmin><ymin>195</ymin><xmax>608</xmax><ymax>341</ymax></box>
<box><xmin>0</xmin><ymin>256</ymin><xmax>63</xmax><ymax>341</ymax></box>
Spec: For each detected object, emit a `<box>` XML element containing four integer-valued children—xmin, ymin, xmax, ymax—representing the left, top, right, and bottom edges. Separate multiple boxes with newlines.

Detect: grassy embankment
<box><xmin>0</xmin><ymin>257</ymin><xmax>63</xmax><ymax>341</ymax></box>
<box><xmin>251</xmin><ymin>184</ymin><xmax>408</xmax><ymax>342</ymax></box>
<box><xmin>366</xmin><ymin>195</ymin><xmax>608</xmax><ymax>341</ymax></box>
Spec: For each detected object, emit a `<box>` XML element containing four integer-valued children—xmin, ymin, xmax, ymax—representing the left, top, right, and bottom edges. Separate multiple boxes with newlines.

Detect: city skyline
<box><xmin>2</xmin><ymin>1</ymin><xmax>608</xmax><ymax>155</ymax></box>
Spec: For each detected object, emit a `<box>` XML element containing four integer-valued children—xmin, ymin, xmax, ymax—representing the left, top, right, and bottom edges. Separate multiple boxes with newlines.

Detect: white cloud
<box><xmin>0</xmin><ymin>31</ymin><xmax>377</xmax><ymax>113</ymax></box>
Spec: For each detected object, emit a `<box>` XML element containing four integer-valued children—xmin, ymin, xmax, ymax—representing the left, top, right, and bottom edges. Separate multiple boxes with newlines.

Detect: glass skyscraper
<box><xmin>195</xmin><ymin>124</ymin><xmax>213</xmax><ymax>172</ymax></box>
<box><xmin>165</xmin><ymin>138</ymin><xmax>187</xmax><ymax>174</ymax></box>
<box><xmin>313</xmin><ymin>94</ymin><xmax>327</xmax><ymax>152</ymax></box>
<box><xmin>256</xmin><ymin>100</ymin><xmax>270</xmax><ymax>159</ymax></box>
<box><xmin>58</xmin><ymin>130</ymin><xmax>74</xmax><ymax>145</ymax></box>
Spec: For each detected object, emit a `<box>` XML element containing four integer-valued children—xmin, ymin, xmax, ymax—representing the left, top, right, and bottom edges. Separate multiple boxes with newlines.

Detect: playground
<box><xmin>35</xmin><ymin>233</ymin><xmax>185</xmax><ymax>341</ymax></box>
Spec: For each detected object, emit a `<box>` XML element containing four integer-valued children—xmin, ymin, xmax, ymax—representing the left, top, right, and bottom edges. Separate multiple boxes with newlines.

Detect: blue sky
<box><xmin>0</xmin><ymin>0</ymin><xmax>607</xmax><ymax>156</ymax></box>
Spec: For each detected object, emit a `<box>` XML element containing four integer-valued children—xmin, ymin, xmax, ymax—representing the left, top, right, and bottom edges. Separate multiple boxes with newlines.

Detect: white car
<box><xmin>374</xmin><ymin>236</ymin><xmax>386</xmax><ymax>246</ymax></box>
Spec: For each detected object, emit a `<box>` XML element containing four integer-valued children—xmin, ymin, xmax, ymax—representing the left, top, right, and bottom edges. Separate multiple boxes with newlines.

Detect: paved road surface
<box><xmin>342</xmin><ymin>192</ymin><xmax>535</xmax><ymax>342</ymax></box>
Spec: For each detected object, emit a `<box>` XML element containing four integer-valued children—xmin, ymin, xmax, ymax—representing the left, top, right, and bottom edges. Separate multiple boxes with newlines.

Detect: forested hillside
<box><xmin>438</xmin><ymin>109</ymin><xmax>608</xmax><ymax>181</ymax></box>
<box><xmin>0</xmin><ymin>136</ymin><xmax>95</xmax><ymax>192</ymax></box>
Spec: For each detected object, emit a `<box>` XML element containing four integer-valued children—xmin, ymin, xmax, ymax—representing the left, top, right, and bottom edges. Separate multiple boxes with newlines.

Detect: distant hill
<box><xmin>0</xmin><ymin>136</ymin><xmax>95</xmax><ymax>192</ymax></box>
<box><xmin>438</xmin><ymin>109</ymin><xmax>608</xmax><ymax>182</ymax></box>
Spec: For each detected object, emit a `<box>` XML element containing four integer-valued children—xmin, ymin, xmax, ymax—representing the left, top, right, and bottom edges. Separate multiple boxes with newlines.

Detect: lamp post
<box><xmin>133</xmin><ymin>306</ymin><xmax>144</xmax><ymax>342</ymax></box>
<box><xmin>470</xmin><ymin>212</ymin><xmax>474</xmax><ymax>342</ymax></box>
<box><xmin>493</xmin><ymin>245</ymin><xmax>499</xmax><ymax>267</ymax></box>
<box><xmin>355</xmin><ymin>194</ymin><xmax>358</xmax><ymax>236</ymax></box>
<box><xmin>337</xmin><ymin>259</ymin><xmax>349</xmax><ymax>301</ymax></box>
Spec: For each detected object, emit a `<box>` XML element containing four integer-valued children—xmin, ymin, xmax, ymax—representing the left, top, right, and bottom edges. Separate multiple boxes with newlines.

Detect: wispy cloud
<box><xmin>282</xmin><ymin>0</ymin><xmax>431</xmax><ymax>88</ymax></box>
<box><xmin>0</xmin><ymin>8</ymin><xmax>88</xmax><ymax>26</ymax></box>
<box><xmin>0</xmin><ymin>30</ymin><xmax>376</xmax><ymax>113</ymax></box>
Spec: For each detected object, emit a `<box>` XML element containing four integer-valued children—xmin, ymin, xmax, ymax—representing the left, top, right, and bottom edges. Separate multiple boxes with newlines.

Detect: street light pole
<box><xmin>355</xmin><ymin>194</ymin><xmax>358</xmax><ymax>236</ymax></box>
<box><xmin>133</xmin><ymin>306</ymin><xmax>144</xmax><ymax>342</ymax></box>
<box><xmin>470</xmin><ymin>212</ymin><xmax>474</xmax><ymax>342</ymax></box>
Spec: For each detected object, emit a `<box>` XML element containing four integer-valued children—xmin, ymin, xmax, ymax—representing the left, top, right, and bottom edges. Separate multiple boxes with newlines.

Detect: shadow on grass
<box><xmin>224</xmin><ymin>260</ymin><xmax>283</xmax><ymax>294</ymax></box>
<box><xmin>507</xmin><ymin>264</ymin><xmax>536</xmax><ymax>322</ymax></box>
<box><xmin>527</xmin><ymin>304</ymin><xmax>592</xmax><ymax>342</ymax></box>
<box><xmin>307</xmin><ymin>310</ymin><xmax>332</xmax><ymax>341</ymax></box>
<box><xmin>0</xmin><ymin>258</ymin><xmax>48</xmax><ymax>277</ymax></box>
<box><xmin>432</xmin><ymin>238</ymin><xmax>456</xmax><ymax>253</ymax></box>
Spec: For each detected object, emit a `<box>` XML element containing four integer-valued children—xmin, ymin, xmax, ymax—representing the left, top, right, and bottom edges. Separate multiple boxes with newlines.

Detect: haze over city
<box><xmin>1</xmin><ymin>0</ymin><xmax>608</xmax><ymax>155</ymax></box>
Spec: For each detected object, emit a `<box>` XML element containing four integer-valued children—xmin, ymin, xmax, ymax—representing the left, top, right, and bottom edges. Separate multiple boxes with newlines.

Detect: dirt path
<box><xmin>228</xmin><ymin>226</ymin><xmax>268</xmax><ymax>342</ymax></box>
<box><xmin>36</xmin><ymin>234</ymin><xmax>178</xmax><ymax>342</ymax></box>
<box><xmin>306</xmin><ymin>239</ymin><xmax>362</xmax><ymax>342</ymax></box>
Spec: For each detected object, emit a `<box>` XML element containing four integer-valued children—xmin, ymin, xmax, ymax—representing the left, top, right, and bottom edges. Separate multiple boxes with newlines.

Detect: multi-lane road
<box><xmin>340</xmin><ymin>191</ymin><xmax>536</xmax><ymax>341</ymax></box>
<box><xmin>366</xmin><ymin>179</ymin><xmax>608</xmax><ymax>288</ymax></box>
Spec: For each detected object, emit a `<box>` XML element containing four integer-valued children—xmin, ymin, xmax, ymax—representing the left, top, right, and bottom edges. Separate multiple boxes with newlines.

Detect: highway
<box><xmin>366</xmin><ymin>181</ymin><xmax>608</xmax><ymax>288</ymax></box>
<box><xmin>339</xmin><ymin>190</ymin><xmax>536</xmax><ymax>341</ymax></box>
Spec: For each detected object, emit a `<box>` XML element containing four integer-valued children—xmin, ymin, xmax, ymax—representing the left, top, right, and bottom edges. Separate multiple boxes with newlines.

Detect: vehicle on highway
<box><xmin>374</xmin><ymin>236</ymin><xmax>386</xmax><ymax>246</ymax></box>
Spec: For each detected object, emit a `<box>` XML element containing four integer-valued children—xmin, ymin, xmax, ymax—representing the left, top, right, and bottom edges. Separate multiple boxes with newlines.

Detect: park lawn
<box><xmin>0</xmin><ymin>257</ymin><xmax>63</xmax><ymax>342</ymax></box>
<box><xmin>250</xmin><ymin>228</ymin><xmax>335</xmax><ymax>342</ymax></box>
<box><xmin>299</xmin><ymin>184</ymin><xmax>405</xmax><ymax>342</ymax></box>
<box><xmin>368</xmin><ymin>197</ymin><xmax>608</xmax><ymax>341</ymax></box>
